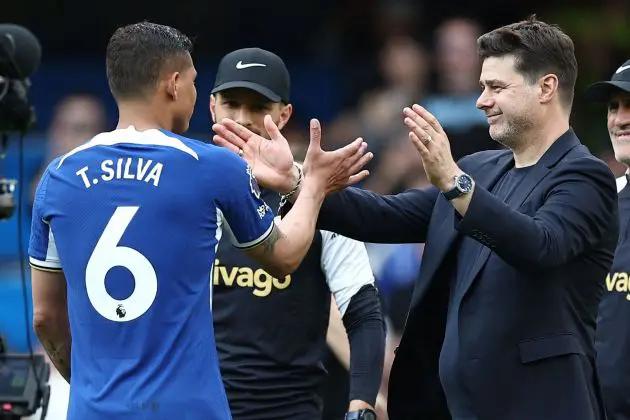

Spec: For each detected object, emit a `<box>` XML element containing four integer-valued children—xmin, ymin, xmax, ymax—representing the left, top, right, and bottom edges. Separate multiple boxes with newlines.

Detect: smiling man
<box><xmin>212</xmin><ymin>18</ymin><xmax>619</xmax><ymax>420</ymax></box>
<box><xmin>587</xmin><ymin>59</ymin><xmax>630</xmax><ymax>420</ymax></box>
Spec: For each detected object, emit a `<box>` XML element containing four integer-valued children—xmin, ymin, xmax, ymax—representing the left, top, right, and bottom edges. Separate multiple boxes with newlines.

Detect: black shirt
<box><xmin>213</xmin><ymin>188</ymin><xmax>375</xmax><ymax>419</ymax></box>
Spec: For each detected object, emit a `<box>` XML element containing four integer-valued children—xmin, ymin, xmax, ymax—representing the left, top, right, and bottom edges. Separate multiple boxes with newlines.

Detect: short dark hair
<box><xmin>477</xmin><ymin>15</ymin><xmax>577</xmax><ymax>108</ymax></box>
<box><xmin>106</xmin><ymin>22</ymin><xmax>193</xmax><ymax>100</ymax></box>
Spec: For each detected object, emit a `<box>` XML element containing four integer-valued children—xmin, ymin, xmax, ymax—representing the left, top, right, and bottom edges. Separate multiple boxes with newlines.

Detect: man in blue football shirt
<box><xmin>27</xmin><ymin>22</ymin><xmax>372</xmax><ymax>420</ymax></box>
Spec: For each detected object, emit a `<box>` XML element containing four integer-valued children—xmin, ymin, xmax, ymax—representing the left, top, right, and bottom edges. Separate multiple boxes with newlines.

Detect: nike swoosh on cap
<box><xmin>236</xmin><ymin>61</ymin><xmax>266</xmax><ymax>69</ymax></box>
<box><xmin>615</xmin><ymin>65</ymin><xmax>630</xmax><ymax>74</ymax></box>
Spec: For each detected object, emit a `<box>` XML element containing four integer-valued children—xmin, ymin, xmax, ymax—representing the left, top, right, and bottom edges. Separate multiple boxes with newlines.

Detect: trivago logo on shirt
<box><xmin>606</xmin><ymin>272</ymin><xmax>630</xmax><ymax>300</ymax></box>
<box><xmin>212</xmin><ymin>259</ymin><xmax>291</xmax><ymax>297</ymax></box>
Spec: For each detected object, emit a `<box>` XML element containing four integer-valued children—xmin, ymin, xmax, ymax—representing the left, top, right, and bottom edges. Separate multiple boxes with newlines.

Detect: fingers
<box><xmin>337</xmin><ymin>137</ymin><xmax>364</xmax><ymax>158</ymax></box>
<box><xmin>263</xmin><ymin>114</ymin><xmax>282</xmax><ymax>140</ymax></box>
<box><xmin>309</xmin><ymin>118</ymin><xmax>322</xmax><ymax>149</ymax></box>
<box><xmin>342</xmin><ymin>141</ymin><xmax>373</xmax><ymax>186</ymax></box>
<box><xmin>412</xmin><ymin>104</ymin><xmax>443</xmax><ymax>134</ymax></box>
<box><xmin>222</xmin><ymin>118</ymin><xmax>257</xmax><ymax>140</ymax></box>
<box><xmin>409</xmin><ymin>131</ymin><xmax>430</xmax><ymax>158</ymax></box>
<box><xmin>213</xmin><ymin>135</ymin><xmax>241</xmax><ymax>154</ymax></box>
<box><xmin>403</xmin><ymin>107</ymin><xmax>436</xmax><ymax>142</ymax></box>
<box><xmin>347</xmin><ymin>169</ymin><xmax>370</xmax><ymax>186</ymax></box>
<box><xmin>404</xmin><ymin>116</ymin><xmax>433</xmax><ymax>148</ymax></box>
<box><xmin>212</xmin><ymin>121</ymin><xmax>248</xmax><ymax>150</ymax></box>
<box><xmin>347</xmin><ymin>148</ymin><xmax>373</xmax><ymax>176</ymax></box>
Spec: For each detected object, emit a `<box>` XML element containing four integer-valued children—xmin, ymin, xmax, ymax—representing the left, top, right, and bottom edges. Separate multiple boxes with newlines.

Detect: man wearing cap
<box><xmin>209</xmin><ymin>47</ymin><xmax>386</xmax><ymax>420</ymax></box>
<box><xmin>587</xmin><ymin>60</ymin><xmax>630</xmax><ymax>420</ymax></box>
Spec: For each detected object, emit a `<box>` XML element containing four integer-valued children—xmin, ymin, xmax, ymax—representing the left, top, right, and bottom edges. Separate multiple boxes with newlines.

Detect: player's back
<box><xmin>33</xmin><ymin>127</ymin><xmax>241</xmax><ymax>419</ymax></box>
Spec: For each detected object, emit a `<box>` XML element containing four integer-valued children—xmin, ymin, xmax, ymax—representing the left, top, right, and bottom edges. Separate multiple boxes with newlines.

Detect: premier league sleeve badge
<box><xmin>247</xmin><ymin>165</ymin><xmax>262</xmax><ymax>199</ymax></box>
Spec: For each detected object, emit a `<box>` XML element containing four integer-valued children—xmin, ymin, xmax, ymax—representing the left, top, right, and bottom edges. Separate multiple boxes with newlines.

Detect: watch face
<box><xmin>363</xmin><ymin>412</ymin><xmax>377</xmax><ymax>420</ymax></box>
<box><xmin>456</xmin><ymin>174</ymin><xmax>473</xmax><ymax>192</ymax></box>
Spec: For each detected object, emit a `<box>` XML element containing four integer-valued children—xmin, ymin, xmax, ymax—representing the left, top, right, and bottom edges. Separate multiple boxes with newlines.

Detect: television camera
<box><xmin>0</xmin><ymin>23</ymin><xmax>51</xmax><ymax>420</ymax></box>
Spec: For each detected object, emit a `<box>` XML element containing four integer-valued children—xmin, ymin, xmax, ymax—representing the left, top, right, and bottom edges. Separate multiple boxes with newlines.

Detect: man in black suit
<box><xmin>212</xmin><ymin>16</ymin><xmax>618</xmax><ymax>420</ymax></box>
<box><xmin>587</xmin><ymin>59</ymin><xmax>630</xmax><ymax>420</ymax></box>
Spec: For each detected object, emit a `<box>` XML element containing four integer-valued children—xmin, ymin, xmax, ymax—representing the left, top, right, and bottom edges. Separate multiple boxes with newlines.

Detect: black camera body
<box><xmin>0</xmin><ymin>23</ymin><xmax>40</xmax><ymax>221</ymax></box>
<box><xmin>0</xmin><ymin>350</ymin><xmax>50</xmax><ymax>420</ymax></box>
<box><xmin>0</xmin><ymin>23</ymin><xmax>50</xmax><ymax>420</ymax></box>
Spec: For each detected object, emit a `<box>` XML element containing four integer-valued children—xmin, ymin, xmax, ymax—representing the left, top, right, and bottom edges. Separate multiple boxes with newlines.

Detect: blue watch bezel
<box><xmin>443</xmin><ymin>173</ymin><xmax>473</xmax><ymax>200</ymax></box>
<box><xmin>345</xmin><ymin>409</ymin><xmax>377</xmax><ymax>420</ymax></box>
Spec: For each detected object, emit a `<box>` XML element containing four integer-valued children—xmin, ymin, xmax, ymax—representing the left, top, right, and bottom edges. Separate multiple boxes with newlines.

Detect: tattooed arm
<box><xmin>244</xmin><ymin>180</ymin><xmax>325</xmax><ymax>277</ymax></box>
<box><xmin>31</xmin><ymin>268</ymin><xmax>72</xmax><ymax>383</ymax></box>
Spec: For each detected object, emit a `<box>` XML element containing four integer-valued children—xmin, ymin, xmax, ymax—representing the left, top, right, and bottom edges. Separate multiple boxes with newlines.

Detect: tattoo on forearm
<box><xmin>42</xmin><ymin>339</ymin><xmax>71</xmax><ymax>383</ymax></box>
<box><xmin>263</xmin><ymin>225</ymin><xmax>285</xmax><ymax>255</ymax></box>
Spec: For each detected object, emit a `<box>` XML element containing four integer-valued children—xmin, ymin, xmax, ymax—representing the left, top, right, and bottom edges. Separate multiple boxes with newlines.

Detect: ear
<box><xmin>166</xmin><ymin>72</ymin><xmax>181</xmax><ymax>100</ymax></box>
<box><xmin>539</xmin><ymin>73</ymin><xmax>559</xmax><ymax>105</ymax></box>
<box><xmin>276</xmin><ymin>103</ymin><xmax>293</xmax><ymax>130</ymax></box>
<box><xmin>209</xmin><ymin>94</ymin><xmax>217</xmax><ymax>123</ymax></box>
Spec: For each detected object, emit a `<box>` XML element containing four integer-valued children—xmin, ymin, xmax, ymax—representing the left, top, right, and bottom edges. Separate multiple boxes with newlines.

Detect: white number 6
<box><xmin>86</xmin><ymin>206</ymin><xmax>157</xmax><ymax>322</ymax></box>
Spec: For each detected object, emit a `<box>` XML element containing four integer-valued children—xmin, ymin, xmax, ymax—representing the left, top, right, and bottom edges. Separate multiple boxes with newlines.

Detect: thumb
<box><xmin>309</xmin><ymin>118</ymin><xmax>322</xmax><ymax>150</ymax></box>
<box><xmin>263</xmin><ymin>115</ymin><xmax>282</xmax><ymax>140</ymax></box>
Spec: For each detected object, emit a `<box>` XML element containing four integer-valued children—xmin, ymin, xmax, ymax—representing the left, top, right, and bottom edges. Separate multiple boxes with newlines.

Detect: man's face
<box><xmin>211</xmin><ymin>88</ymin><xmax>291</xmax><ymax>138</ymax></box>
<box><xmin>171</xmin><ymin>53</ymin><xmax>198</xmax><ymax>134</ymax></box>
<box><xmin>608</xmin><ymin>91</ymin><xmax>630</xmax><ymax>166</ymax></box>
<box><xmin>476</xmin><ymin>55</ymin><xmax>538</xmax><ymax>148</ymax></box>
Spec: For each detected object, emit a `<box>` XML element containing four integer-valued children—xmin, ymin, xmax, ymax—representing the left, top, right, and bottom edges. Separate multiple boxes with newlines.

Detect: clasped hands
<box><xmin>212</xmin><ymin>105</ymin><xmax>462</xmax><ymax>195</ymax></box>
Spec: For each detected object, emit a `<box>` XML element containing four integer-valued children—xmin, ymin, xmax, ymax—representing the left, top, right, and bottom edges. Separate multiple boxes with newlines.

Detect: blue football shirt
<box><xmin>28</xmin><ymin>126</ymin><xmax>275</xmax><ymax>419</ymax></box>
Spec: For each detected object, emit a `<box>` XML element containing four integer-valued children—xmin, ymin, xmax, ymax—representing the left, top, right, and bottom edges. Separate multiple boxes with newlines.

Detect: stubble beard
<box><xmin>490</xmin><ymin>114</ymin><xmax>534</xmax><ymax>150</ymax></box>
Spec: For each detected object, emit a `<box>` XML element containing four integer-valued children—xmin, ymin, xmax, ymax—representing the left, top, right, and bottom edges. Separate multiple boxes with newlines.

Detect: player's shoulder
<box><xmin>161</xmin><ymin>130</ymin><xmax>244</xmax><ymax>167</ymax></box>
<box><xmin>55</xmin><ymin>127</ymin><xmax>204</xmax><ymax>169</ymax></box>
<box><xmin>34</xmin><ymin>157</ymin><xmax>63</xmax><ymax>199</ymax></box>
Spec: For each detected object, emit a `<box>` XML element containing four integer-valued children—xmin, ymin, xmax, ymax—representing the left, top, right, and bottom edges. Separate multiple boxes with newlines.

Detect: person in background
<box><xmin>587</xmin><ymin>58</ymin><xmax>630</xmax><ymax>420</ymax></box>
<box><xmin>210</xmin><ymin>47</ymin><xmax>385</xmax><ymax>420</ymax></box>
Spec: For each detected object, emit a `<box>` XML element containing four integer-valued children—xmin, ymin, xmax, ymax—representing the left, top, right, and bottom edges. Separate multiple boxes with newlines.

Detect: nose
<box><xmin>234</xmin><ymin>107</ymin><xmax>253</xmax><ymax>127</ymax></box>
<box><xmin>614</xmin><ymin>103</ymin><xmax>630</xmax><ymax>128</ymax></box>
<box><xmin>476</xmin><ymin>89</ymin><xmax>493</xmax><ymax>110</ymax></box>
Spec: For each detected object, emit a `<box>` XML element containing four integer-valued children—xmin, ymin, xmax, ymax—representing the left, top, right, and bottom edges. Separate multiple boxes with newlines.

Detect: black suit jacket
<box><xmin>317</xmin><ymin>130</ymin><xmax>618</xmax><ymax>420</ymax></box>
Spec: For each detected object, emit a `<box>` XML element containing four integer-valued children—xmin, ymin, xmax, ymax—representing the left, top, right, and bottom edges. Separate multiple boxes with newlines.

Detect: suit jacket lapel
<box><xmin>506</xmin><ymin>130</ymin><xmax>581</xmax><ymax>210</ymax></box>
<box><xmin>408</xmin><ymin>152</ymin><xmax>514</xmax><ymax>310</ymax></box>
<box><xmin>459</xmin><ymin>129</ymin><xmax>582</xmax><ymax>299</ymax></box>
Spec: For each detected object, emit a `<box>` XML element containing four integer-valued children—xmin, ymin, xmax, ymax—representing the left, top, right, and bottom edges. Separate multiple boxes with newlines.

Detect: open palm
<box><xmin>213</xmin><ymin>116</ymin><xmax>296</xmax><ymax>193</ymax></box>
<box><xmin>213</xmin><ymin>115</ymin><xmax>373</xmax><ymax>196</ymax></box>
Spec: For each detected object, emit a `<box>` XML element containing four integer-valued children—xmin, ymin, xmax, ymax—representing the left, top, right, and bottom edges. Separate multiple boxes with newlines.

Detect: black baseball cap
<box><xmin>211</xmin><ymin>47</ymin><xmax>290</xmax><ymax>103</ymax></box>
<box><xmin>585</xmin><ymin>59</ymin><xmax>630</xmax><ymax>102</ymax></box>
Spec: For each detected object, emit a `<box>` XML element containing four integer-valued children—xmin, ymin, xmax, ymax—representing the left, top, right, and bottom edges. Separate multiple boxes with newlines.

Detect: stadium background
<box><xmin>1</xmin><ymin>0</ymin><xmax>629</xmax><ymax>418</ymax></box>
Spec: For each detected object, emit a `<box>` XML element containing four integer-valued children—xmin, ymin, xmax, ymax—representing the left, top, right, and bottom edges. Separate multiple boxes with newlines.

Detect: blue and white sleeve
<box><xmin>216</xmin><ymin>154</ymin><xmax>275</xmax><ymax>249</ymax></box>
<box><xmin>28</xmin><ymin>170</ymin><xmax>62</xmax><ymax>271</ymax></box>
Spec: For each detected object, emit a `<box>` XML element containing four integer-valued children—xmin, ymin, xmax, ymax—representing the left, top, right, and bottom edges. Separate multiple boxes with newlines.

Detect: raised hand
<box><xmin>301</xmin><ymin>118</ymin><xmax>373</xmax><ymax>196</ymax></box>
<box><xmin>403</xmin><ymin>104</ymin><xmax>461</xmax><ymax>191</ymax></box>
<box><xmin>213</xmin><ymin>115</ymin><xmax>373</xmax><ymax>196</ymax></box>
<box><xmin>213</xmin><ymin>115</ymin><xmax>296</xmax><ymax>193</ymax></box>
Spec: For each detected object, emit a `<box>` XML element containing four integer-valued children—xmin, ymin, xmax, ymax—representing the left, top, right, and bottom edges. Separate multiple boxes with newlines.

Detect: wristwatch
<box><xmin>345</xmin><ymin>408</ymin><xmax>377</xmax><ymax>420</ymax></box>
<box><xmin>442</xmin><ymin>173</ymin><xmax>474</xmax><ymax>201</ymax></box>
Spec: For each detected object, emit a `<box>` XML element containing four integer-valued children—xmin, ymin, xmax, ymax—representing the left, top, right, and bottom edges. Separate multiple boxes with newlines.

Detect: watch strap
<box><xmin>345</xmin><ymin>408</ymin><xmax>377</xmax><ymax>420</ymax></box>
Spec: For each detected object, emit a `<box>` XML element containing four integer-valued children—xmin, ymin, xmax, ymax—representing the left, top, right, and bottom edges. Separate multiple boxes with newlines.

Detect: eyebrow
<box><xmin>480</xmin><ymin>79</ymin><xmax>505</xmax><ymax>86</ymax></box>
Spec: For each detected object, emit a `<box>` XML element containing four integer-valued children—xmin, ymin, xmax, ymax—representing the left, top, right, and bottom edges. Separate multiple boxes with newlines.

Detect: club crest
<box><xmin>247</xmin><ymin>165</ymin><xmax>261</xmax><ymax>199</ymax></box>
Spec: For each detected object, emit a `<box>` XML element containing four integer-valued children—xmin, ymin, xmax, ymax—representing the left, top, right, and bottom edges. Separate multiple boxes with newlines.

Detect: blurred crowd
<box><xmin>1</xmin><ymin>2</ymin><xmax>629</xmax><ymax>418</ymax></box>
